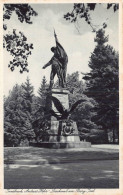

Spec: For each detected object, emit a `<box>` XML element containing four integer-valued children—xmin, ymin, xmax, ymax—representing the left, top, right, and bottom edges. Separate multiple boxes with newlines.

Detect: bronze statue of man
<box><xmin>42</xmin><ymin>31</ymin><xmax>68</xmax><ymax>88</ymax></box>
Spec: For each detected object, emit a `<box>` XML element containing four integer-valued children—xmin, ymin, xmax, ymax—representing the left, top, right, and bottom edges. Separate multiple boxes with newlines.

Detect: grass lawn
<box><xmin>4</xmin><ymin>146</ymin><xmax>119</xmax><ymax>189</ymax></box>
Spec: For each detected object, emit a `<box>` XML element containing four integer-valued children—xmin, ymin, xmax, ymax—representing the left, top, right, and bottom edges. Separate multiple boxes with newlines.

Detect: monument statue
<box><xmin>33</xmin><ymin>31</ymin><xmax>91</xmax><ymax>149</ymax></box>
<box><xmin>42</xmin><ymin>31</ymin><xmax>68</xmax><ymax>88</ymax></box>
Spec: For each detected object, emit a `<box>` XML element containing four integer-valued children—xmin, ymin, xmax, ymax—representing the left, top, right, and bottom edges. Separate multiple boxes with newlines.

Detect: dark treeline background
<box><xmin>4</xmin><ymin>29</ymin><xmax>119</xmax><ymax>147</ymax></box>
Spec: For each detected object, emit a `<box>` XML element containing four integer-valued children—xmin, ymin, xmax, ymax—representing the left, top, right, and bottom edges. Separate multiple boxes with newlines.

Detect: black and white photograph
<box><xmin>2</xmin><ymin>1</ymin><xmax>121</xmax><ymax>192</ymax></box>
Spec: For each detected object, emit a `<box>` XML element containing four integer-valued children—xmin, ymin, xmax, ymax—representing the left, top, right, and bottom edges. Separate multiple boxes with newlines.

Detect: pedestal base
<box><xmin>42</xmin><ymin>88</ymin><xmax>91</xmax><ymax>149</ymax></box>
<box><xmin>49</xmin><ymin>121</ymin><xmax>80</xmax><ymax>143</ymax></box>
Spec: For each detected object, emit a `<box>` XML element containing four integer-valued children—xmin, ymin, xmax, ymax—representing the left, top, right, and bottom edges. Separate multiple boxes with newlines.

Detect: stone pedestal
<box><xmin>45</xmin><ymin>88</ymin><xmax>69</xmax><ymax>121</ymax></box>
<box><xmin>44</xmin><ymin>88</ymin><xmax>91</xmax><ymax>148</ymax></box>
<box><xmin>49</xmin><ymin>121</ymin><xmax>80</xmax><ymax>143</ymax></box>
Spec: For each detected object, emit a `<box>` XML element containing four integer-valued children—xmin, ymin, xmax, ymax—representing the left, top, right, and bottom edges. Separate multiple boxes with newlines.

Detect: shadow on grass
<box><xmin>4</xmin><ymin>147</ymin><xmax>119</xmax><ymax>166</ymax></box>
<box><xmin>4</xmin><ymin>160</ymin><xmax>119</xmax><ymax>189</ymax></box>
<box><xmin>4</xmin><ymin>147</ymin><xmax>119</xmax><ymax>189</ymax></box>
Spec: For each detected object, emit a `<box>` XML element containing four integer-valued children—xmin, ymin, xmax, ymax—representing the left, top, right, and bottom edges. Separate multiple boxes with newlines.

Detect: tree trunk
<box><xmin>104</xmin><ymin>128</ymin><xmax>108</xmax><ymax>144</ymax></box>
<box><xmin>113</xmin><ymin>128</ymin><xmax>115</xmax><ymax>144</ymax></box>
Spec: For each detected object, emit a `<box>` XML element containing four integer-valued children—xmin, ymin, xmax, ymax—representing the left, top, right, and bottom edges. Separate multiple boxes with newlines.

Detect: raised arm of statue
<box><xmin>54</xmin><ymin>30</ymin><xmax>59</xmax><ymax>43</ymax></box>
<box><xmin>54</xmin><ymin>30</ymin><xmax>68</xmax><ymax>64</ymax></box>
<box><xmin>54</xmin><ymin>30</ymin><xmax>64</xmax><ymax>52</ymax></box>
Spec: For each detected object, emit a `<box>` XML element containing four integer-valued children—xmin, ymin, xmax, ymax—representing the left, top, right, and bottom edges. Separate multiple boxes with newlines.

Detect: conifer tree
<box><xmin>4</xmin><ymin>84</ymin><xmax>28</xmax><ymax>146</ymax></box>
<box><xmin>32</xmin><ymin>76</ymin><xmax>49</xmax><ymax>142</ymax></box>
<box><xmin>4</xmin><ymin>79</ymin><xmax>35</xmax><ymax>146</ymax></box>
<box><xmin>83</xmin><ymin>29</ymin><xmax>119</xmax><ymax>143</ymax></box>
<box><xmin>38</xmin><ymin>76</ymin><xmax>48</xmax><ymax>105</ymax></box>
<box><xmin>22</xmin><ymin>77</ymin><xmax>34</xmax><ymax>113</ymax></box>
<box><xmin>66</xmin><ymin>72</ymin><xmax>103</xmax><ymax>142</ymax></box>
<box><xmin>22</xmin><ymin>77</ymin><xmax>35</xmax><ymax>142</ymax></box>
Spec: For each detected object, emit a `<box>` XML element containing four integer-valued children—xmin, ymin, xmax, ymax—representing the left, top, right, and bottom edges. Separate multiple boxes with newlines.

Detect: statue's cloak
<box><xmin>55</xmin><ymin>38</ymin><xmax>68</xmax><ymax>70</ymax></box>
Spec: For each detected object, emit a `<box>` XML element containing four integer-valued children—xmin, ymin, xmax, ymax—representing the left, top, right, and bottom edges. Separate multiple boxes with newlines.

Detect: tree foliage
<box><xmin>38</xmin><ymin>76</ymin><xmax>49</xmax><ymax>105</ymax></box>
<box><xmin>83</xmin><ymin>29</ymin><xmax>119</xmax><ymax>143</ymax></box>
<box><xmin>64</xmin><ymin>3</ymin><xmax>119</xmax><ymax>32</ymax></box>
<box><xmin>65</xmin><ymin>72</ymin><xmax>104</xmax><ymax>142</ymax></box>
<box><xmin>32</xmin><ymin>77</ymin><xmax>50</xmax><ymax>142</ymax></box>
<box><xmin>3</xmin><ymin>4</ymin><xmax>37</xmax><ymax>73</ymax></box>
<box><xmin>3</xmin><ymin>4</ymin><xmax>37</xmax><ymax>27</ymax></box>
<box><xmin>3</xmin><ymin>30</ymin><xmax>33</xmax><ymax>73</ymax></box>
<box><xmin>22</xmin><ymin>77</ymin><xmax>34</xmax><ymax>113</ymax></box>
<box><xmin>22</xmin><ymin>77</ymin><xmax>35</xmax><ymax>141</ymax></box>
<box><xmin>4</xmin><ymin>84</ymin><xmax>28</xmax><ymax>146</ymax></box>
<box><xmin>4</xmin><ymin>79</ymin><xmax>35</xmax><ymax>146</ymax></box>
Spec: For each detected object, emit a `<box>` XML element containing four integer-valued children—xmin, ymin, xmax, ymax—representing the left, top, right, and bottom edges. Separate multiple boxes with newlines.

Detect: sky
<box><xmin>3</xmin><ymin>3</ymin><xmax>119</xmax><ymax>96</ymax></box>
